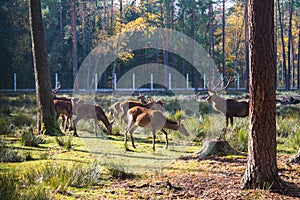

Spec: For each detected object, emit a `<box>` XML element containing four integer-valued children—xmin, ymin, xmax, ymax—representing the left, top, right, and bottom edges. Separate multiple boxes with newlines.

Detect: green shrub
<box><xmin>166</xmin><ymin>110</ymin><xmax>185</xmax><ymax>121</ymax></box>
<box><xmin>198</xmin><ymin>102</ymin><xmax>212</xmax><ymax>114</ymax></box>
<box><xmin>11</xmin><ymin>113</ymin><xmax>34</xmax><ymax>127</ymax></box>
<box><xmin>19</xmin><ymin>128</ymin><xmax>45</xmax><ymax>147</ymax></box>
<box><xmin>0</xmin><ymin>117</ymin><xmax>11</xmax><ymax>135</ymax></box>
<box><xmin>225</xmin><ymin>118</ymin><xmax>248</xmax><ymax>152</ymax></box>
<box><xmin>105</xmin><ymin>160</ymin><xmax>135</xmax><ymax>180</ymax></box>
<box><xmin>276</xmin><ymin>116</ymin><xmax>300</xmax><ymax>138</ymax></box>
<box><xmin>276</xmin><ymin>106</ymin><xmax>300</xmax><ymax>118</ymax></box>
<box><xmin>288</xmin><ymin>133</ymin><xmax>300</xmax><ymax>151</ymax></box>
<box><xmin>0</xmin><ymin>172</ymin><xmax>19</xmax><ymax>200</ymax></box>
<box><xmin>0</xmin><ymin>105</ymin><xmax>11</xmax><ymax>116</ymax></box>
<box><xmin>111</xmin><ymin>125</ymin><xmax>121</xmax><ymax>135</ymax></box>
<box><xmin>19</xmin><ymin>185</ymin><xmax>51</xmax><ymax>200</ymax></box>
<box><xmin>0</xmin><ymin>140</ymin><xmax>24</xmax><ymax>162</ymax></box>
<box><xmin>55</xmin><ymin>136</ymin><xmax>72</xmax><ymax>150</ymax></box>
<box><xmin>40</xmin><ymin>163</ymin><xmax>71</xmax><ymax>193</ymax></box>
<box><xmin>70</xmin><ymin>161</ymin><xmax>102</xmax><ymax>187</ymax></box>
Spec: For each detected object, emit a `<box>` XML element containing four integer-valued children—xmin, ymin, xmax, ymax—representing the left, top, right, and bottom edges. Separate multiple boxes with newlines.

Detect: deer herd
<box><xmin>52</xmin><ymin>77</ymin><xmax>249</xmax><ymax>151</ymax></box>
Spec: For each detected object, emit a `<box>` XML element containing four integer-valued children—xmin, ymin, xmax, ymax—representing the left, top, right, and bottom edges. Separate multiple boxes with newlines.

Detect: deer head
<box><xmin>52</xmin><ymin>81</ymin><xmax>61</xmax><ymax>97</ymax></box>
<box><xmin>206</xmin><ymin>77</ymin><xmax>235</xmax><ymax>102</ymax></box>
<box><xmin>177</xmin><ymin>120</ymin><xmax>189</xmax><ymax>136</ymax></box>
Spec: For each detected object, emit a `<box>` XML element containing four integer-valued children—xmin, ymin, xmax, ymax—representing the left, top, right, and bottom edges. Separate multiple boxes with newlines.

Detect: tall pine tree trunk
<box><xmin>71</xmin><ymin>0</ymin><xmax>78</xmax><ymax>90</ymax></box>
<box><xmin>222</xmin><ymin>0</ymin><xmax>226</xmax><ymax>80</ymax></box>
<box><xmin>297</xmin><ymin>27</ymin><xmax>300</xmax><ymax>89</ymax></box>
<box><xmin>241</xmin><ymin>0</ymin><xmax>281</xmax><ymax>190</ymax></box>
<box><xmin>29</xmin><ymin>0</ymin><xmax>61</xmax><ymax>135</ymax></box>
<box><xmin>277</xmin><ymin>0</ymin><xmax>288</xmax><ymax>90</ymax></box>
<box><xmin>244</xmin><ymin>0</ymin><xmax>249</xmax><ymax>90</ymax></box>
<box><xmin>287</xmin><ymin>0</ymin><xmax>293</xmax><ymax>89</ymax></box>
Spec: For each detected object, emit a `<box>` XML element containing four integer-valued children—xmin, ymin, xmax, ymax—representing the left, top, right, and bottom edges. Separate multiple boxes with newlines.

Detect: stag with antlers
<box><xmin>206</xmin><ymin>77</ymin><xmax>249</xmax><ymax>127</ymax></box>
<box><xmin>52</xmin><ymin>82</ymin><xmax>83</xmax><ymax>133</ymax></box>
<box><xmin>124</xmin><ymin>106</ymin><xmax>189</xmax><ymax>151</ymax></box>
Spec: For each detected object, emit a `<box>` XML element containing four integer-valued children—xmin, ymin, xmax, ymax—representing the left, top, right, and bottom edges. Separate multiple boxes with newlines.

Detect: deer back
<box><xmin>226</xmin><ymin>99</ymin><xmax>249</xmax><ymax>117</ymax></box>
<box><xmin>54</xmin><ymin>99</ymin><xmax>72</xmax><ymax>115</ymax></box>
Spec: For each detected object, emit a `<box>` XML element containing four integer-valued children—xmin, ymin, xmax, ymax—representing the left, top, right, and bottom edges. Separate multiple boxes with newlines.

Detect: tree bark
<box><xmin>241</xmin><ymin>0</ymin><xmax>281</xmax><ymax>190</ymax></box>
<box><xmin>29</xmin><ymin>0</ymin><xmax>61</xmax><ymax>135</ymax></box>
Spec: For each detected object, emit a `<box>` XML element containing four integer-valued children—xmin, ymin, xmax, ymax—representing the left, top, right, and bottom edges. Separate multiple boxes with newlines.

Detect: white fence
<box><xmin>0</xmin><ymin>72</ymin><xmax>246</xmax><ymax>93</ymax></box>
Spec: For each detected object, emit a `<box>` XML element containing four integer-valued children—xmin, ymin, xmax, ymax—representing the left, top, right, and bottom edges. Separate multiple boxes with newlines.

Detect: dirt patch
<box><xmin>100</xmin><ymin>155</ymin><xmax>300</xmax><ymax>199</ymax></box>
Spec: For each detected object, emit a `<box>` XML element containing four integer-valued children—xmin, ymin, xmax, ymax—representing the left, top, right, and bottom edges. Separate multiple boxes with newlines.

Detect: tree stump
<box><xmin>195</xmin><ymin>140</ymin><xmax>238</xmax><ymax>159</ymax></box>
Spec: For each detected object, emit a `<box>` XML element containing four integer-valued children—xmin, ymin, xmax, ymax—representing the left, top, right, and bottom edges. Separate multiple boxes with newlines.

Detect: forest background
<box><xmin>0</xmin><ymin>0</ymin><xmax>300</xmax><ymax>91</ymax></box>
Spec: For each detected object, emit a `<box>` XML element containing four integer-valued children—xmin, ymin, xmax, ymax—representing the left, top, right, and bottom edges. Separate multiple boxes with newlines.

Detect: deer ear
<box><xmin>179</xmin><ymin>119</ymin><xmax>185</xmax><ymax>124</ymax></box>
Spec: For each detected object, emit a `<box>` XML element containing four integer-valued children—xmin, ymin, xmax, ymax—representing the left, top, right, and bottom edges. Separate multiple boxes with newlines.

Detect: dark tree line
<box><xmin>1</xmin><ymin>0</ymin><xmax>300</xmax><ymax>90</ymax></box>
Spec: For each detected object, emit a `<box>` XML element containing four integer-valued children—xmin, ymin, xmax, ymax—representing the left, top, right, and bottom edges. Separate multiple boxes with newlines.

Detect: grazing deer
<box><xmin>119</xmin><ymin>99</ymin><xmax>164</xmax><ymax>124</ymax></box>
<box><xmin>72</xmin><ymin>103</ymin><xmax>113</xmax><ymax>137</ymax></box>
<box><xmin>125</xmin><ymin>106</ymin><xmax>189</xmax><ymax>151</ymax></box>
<box><xmin>206</xmin><ymin>77</ymin><xmax>249</xmax><ymax>127</ymax></box>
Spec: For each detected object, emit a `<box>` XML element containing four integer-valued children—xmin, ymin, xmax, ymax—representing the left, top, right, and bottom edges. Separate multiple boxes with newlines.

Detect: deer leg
<box><xmin>226</xmin><ymin>117</ymin><xmax>229</xmax><ymax>128</ymax></box>
<box><xmin>152</xmin><ymin>128</ymin><xmax>157</xmax><ymax>151</ymax></box>
<box><xmin>124</xmin><ymin>123</ymin><xmax>137</xmax><ymax>149</ymax></box>
<box><xmin>63</xmin><ymin>116</ymin><xmax>67</xmax><ymax>132</ymax></box>
<box><xmin>94</xmin><ymin>118</ymin><xmax>98</xmax><ymax>136</ymax></box>
<box><xmin>161</xmin><ymin>129</ymin><xmax>168</xmax><ymax>149</ymax></box>
<box><xmin>129</xmin><ymin>125</ymin><xmax>138</xmax><ymax>148</ymax></box>
<box><xmin>230</xmin><ymin>117</ymin><xmax>233</xmax><ymax>127</ymax></box>
<box><xmin>73</xmin><ymin>116</ymin><xmax>81</xmax><ymax>137</ymax></box>
<box><xmin>120</xmin><ymin>112</ymin><xmax>126</xmax><ymax>125</ymax></box>
<box><xmin>67</xmin><ymin>115</ymin><xmax>72</xmax><ymax>131</ymax></box>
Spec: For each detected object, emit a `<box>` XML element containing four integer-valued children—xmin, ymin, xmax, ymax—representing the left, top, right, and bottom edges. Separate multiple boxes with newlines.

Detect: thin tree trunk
<box><xmin>71</xmin><ymin>0</ymin><xmax>78</xmax><ymax>90</ymax></box>
<box><xmin>209</xmin><ymin>1</ymin><xmax>215</xmax><ymax>59</ymax></box>
<box><xmin>298</xmin><ymin>24</ymin><xmax>300</xmax><ymax>89</ymax></box>
<box><xmin>111</xmin><ymin>0</ymin><xmax>114</xmax><ymax>33</ymax></box>
<box><xmin>274</xmin><ymin>1</ymin><xmax>278</xmax><ymax>88</ymax></box>
<box><xmin>241</xmin><ymin>0</ymin><xmax>281</xmax><ymax>190</ymax></box>
<box><xmin>287</xmin><ymin>0</ymin><xmax>293</xmax><ymax>89</ymax></box>
<box><xmin>80</xmin><ymin>2</ymin><xmax>86</xmax><ymax>57</ymax></box>
<box><xmin>29</xmin><ymin>0</ymin><xmax>61</xmax><ymax>135</ymax></box>
<box><xmin>244</xmin><ymin>0</ymin><xmax>249</xmax><ymax>90</ymax></box>
<box><xmin>277</xmin><ymin>0</ymin><xmax>288</xmax><ymax>90</ymax></box>
<box><xmin>59</xmin><ymin>1</ymin><xmax>64</xmax><ymax>72</ymax></box>
<box><xmin>222</xmin><ymin>0</ymin><xmax>226</xmax><ymax>80</ymax></box>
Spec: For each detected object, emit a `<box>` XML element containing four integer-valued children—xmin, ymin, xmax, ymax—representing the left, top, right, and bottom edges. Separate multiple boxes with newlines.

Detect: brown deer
<box><xmin>124</xmin><ymin>106</ymin><xmax>189</xmax><ymax>151</ymax></box>
<box><xmin>119</xmin><ymin>99</ymin><xmax>164</xmax><ymax>124</ymax></box>
<box><xmin>53</xmin><ymin>99</ymin><xmax>73</xmax><ymax>132</ymax></box>
<box><xmin>111</xmin><ymin>93</ymin><xmax>151</xmax><ymax>121</ymax></box>
<box><xmin>137</xmin><ymin>93</ymin><xmax>147</xmax><ymax>104</ymax></box>
<box><xmin>72</xmin><ymin>103</ymin><xmax>113</xmax><ymax>137</ymax></box>
<box><xmin>52</xmin><ymin>82</ymin><xmax>83</xmax><ymax>132</ymax></box>
<box><xmin>206</xmin><ymin>77</ymin><xmax>249</xmax><ymax>127</ymax></box>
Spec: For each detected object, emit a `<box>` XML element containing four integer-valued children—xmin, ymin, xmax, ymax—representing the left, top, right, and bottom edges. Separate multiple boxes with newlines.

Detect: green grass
<box><xmin>0</xmin><ymin>93</ymin><xmax>299</xmax><ymax>199</ymax></box>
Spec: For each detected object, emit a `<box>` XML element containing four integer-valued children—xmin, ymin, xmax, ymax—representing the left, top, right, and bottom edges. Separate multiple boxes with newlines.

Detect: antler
<box><xmin>221</xmin><ymin>76</ymin><xmax>235</xmax><ymax>91</ymax></box>
<box><xmin>53</xmin><ymin>81</ymin><xmax>61</xmax><ymax>95</ymax></box>
<box><xmin>207</xmin><ymin>76</ymin><xmax>235</xmax><ymax>92</ymax></box>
